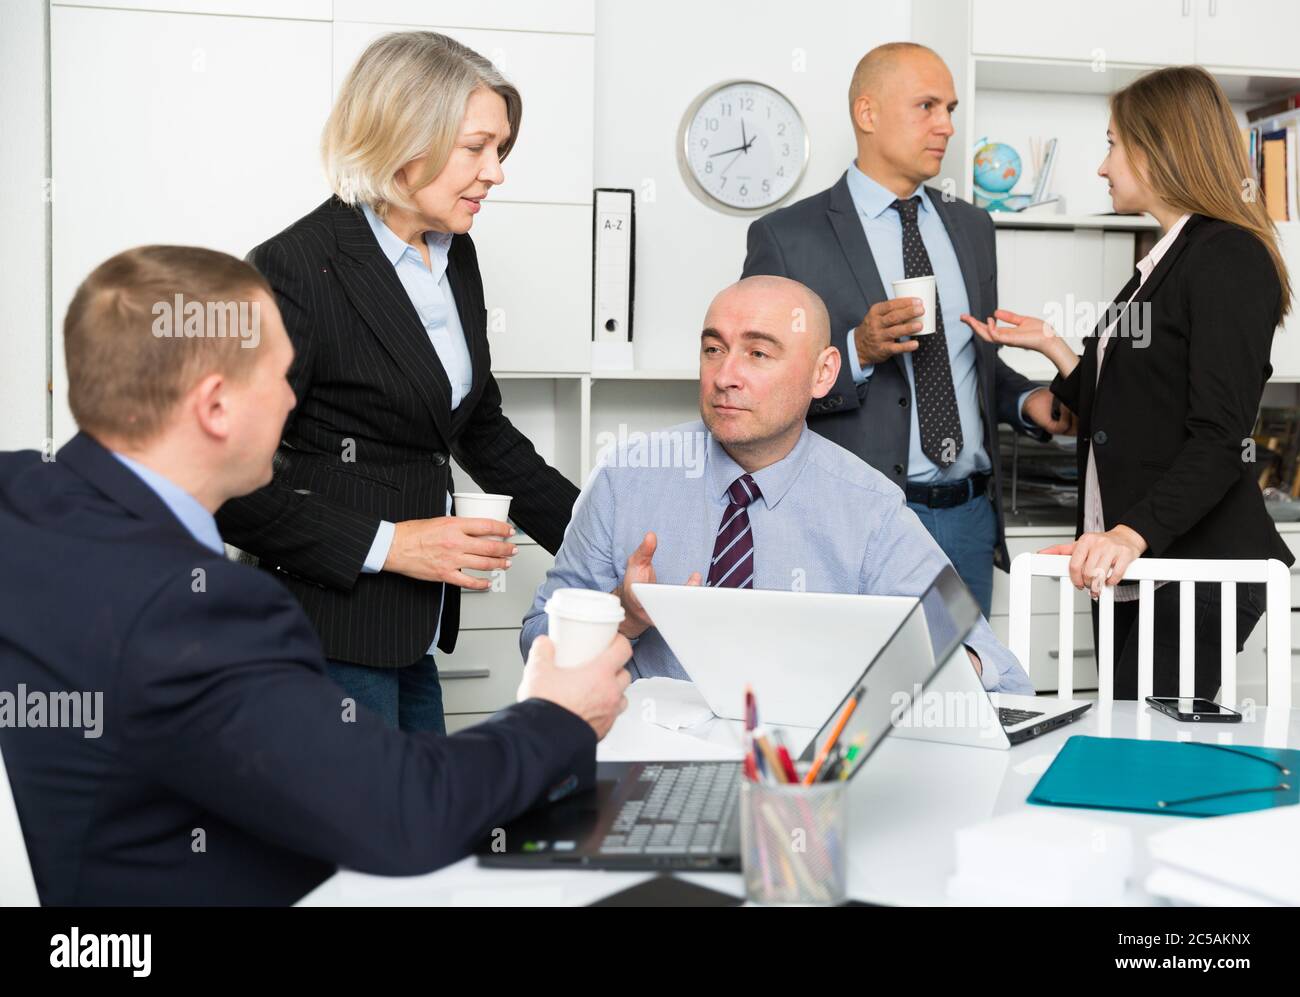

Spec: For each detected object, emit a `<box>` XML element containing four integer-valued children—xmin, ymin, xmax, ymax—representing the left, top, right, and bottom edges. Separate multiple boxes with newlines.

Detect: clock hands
<box><xmin>707</xmin><ymin>119</ymin><xmax>758</xmax><ymax>157</ymax></box>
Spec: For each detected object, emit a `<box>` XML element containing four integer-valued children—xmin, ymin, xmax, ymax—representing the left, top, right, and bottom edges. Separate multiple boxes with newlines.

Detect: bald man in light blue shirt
<box><xmin>521</xmin><ymin>276</ymin><xmax>1034</xmax><ymax>695</ymax></box>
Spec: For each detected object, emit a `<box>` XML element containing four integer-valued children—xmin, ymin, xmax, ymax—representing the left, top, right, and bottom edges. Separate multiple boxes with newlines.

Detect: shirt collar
<box><xmin>705</xmin><ymin>426</ymin><xmax>813</xmax><ymax>511</ymax></box>
<box><xmin>110</xmin><ymin>453</ymin><xmax>225</xmax><ymax>556</ymax></box>
<box><xmin>846</xmin><ymin>160</ymin><xmax>930</xmax><ymax>220</ymax></box>
<box><xmin>360</xmin><ymin>202</ymin><xmax>454</xmax><ymax>274</ymax></box>
<box><xmin>1137</xmin><ymin>212</ymin><xmax>1192</xmax><ymax>282</ymax></box>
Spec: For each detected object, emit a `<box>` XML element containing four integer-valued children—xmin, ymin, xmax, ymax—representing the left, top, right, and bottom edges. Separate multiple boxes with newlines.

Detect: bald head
<box><xmin>708</xmin><ymin>275</ymin><xmax>831</xmax><ymax>356</ymax></box>
<box><xmin>848</xmin><ymin>42</ymin><xmax>942</xmax><ymax>114</ymax></box>
<box><xmin>699</xmin><ymin>274</ymin><xmax>841</xmax><ymax>469</ymax></box>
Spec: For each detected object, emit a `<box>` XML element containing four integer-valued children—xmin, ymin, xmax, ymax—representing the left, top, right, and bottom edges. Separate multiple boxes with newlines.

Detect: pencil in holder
<box><xmin>740</xmin><ymin>776</ymin><xmax>848</xmax><ymax>905</ymax></box>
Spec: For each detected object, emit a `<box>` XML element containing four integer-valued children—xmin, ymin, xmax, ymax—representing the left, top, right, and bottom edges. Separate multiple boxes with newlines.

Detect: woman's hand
<box><xmin>961</xmin><ymin>309</ymin><xmax>1080</xmax><ymax>377</ymax></box>
<box><xmin>1040</xmin><ymin>525</ymin><xmax>1149</xmax><ymax>597</ymax></box>
<box><xmin>384</xmin><ymin>516</ymin><xmax>517</xmax><ymax>589</ymax></box>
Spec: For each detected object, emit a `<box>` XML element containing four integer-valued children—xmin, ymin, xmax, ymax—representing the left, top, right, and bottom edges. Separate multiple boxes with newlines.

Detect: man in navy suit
<box><xmin>0</xmin><ymin>246</ymin><xmax>631</xmax><ymax>905</ymax></box>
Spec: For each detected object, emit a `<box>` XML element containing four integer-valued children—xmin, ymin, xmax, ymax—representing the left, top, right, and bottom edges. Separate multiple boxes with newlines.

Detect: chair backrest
<box><xmin>0</xmin><ymin>741</ymin><xmax>39</xmax><ymax>906</ymax></box>
<box><xmin>1008</xmin><ymin>553</ymin><xmax>1292</xmax><ymax>709</ymax></box>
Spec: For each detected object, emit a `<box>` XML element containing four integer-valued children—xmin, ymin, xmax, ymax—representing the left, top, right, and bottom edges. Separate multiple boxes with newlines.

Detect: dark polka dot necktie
<box><xmin>706</xmin><ymin>474</ymin><xmax>760</xmax><ymax>589</ymax></box>
<box><xmin>892</xmin><ymin>196</ymin><xmax>963</xmax><ymax>467</ymax></box>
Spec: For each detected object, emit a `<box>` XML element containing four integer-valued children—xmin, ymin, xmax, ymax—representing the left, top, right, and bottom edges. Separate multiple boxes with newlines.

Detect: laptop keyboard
<box><xmin>999</xmin><ymin>707</ymin><xmax>1045</xmax><ymax>727</ymax></box>
<box><xmin>599</xmin><ymin>763</ymin><xmax>739</xmax><ymax>856</ymax></box>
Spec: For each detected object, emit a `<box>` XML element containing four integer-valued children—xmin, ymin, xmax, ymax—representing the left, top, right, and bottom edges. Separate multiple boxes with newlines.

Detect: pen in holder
<box><xmin>740</xmin><ymin>772</ymin><xmax>848</xmax><ymax>906</ymax></box>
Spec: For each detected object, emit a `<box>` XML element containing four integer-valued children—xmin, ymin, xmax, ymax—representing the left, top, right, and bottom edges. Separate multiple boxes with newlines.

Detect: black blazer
<box><xmin>0</xmin><ymin>433</ymin><xmax>595</xmax><ymax>905</ymax></box>
<box><xmin>742</xmin><ymin>173</ymin><xmax>1046</xmax><ymax>570</ymax></box>
<box><xmin>1051</xmin><ymin>213</ymin><xmax>1292</xmax><ymax>565</ymax></box>
<box><xmin>216</xmin><ymin>197</ymin><xmax>579</xmax><ymax>667</ymax></box>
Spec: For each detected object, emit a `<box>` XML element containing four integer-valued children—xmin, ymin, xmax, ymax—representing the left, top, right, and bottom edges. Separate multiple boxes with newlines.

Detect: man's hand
<box><xmin>384</xmin><ymin>516</ymin><xmax>517</xmax><ymax>590</ymax></box>
<box><xmin>518</xmin><ymin>634</ymin><xmax>633</xmax><ymax>739</ymax></box>
<box><xmin>852</xmin><ymin>298</ymin><xmax>926</xmax><ymax>366</ymax></box>
<box><xmin>1022</xmin><ymin>388</ymin><xmax>1077</xmax><ymax>436</ymax></box>
<box><xmin>966</xmin><ymin>647</ymin><xmax>983</xmax><ymax>677</ymax></box>
<box><xmin>1041</xmin><ymin>525</ymin><xmax>1149</xmax><ymax>597</ymax></box>
<box><xmin>612</xmin><ymin>532</ymin><xmax>702</xmax><ymax>639</ymax></box>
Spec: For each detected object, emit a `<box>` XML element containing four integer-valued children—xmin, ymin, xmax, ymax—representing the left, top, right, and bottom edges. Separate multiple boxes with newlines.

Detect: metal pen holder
<box><xmin>740</xmin><ymin>776</ymin><xmax>848</xmax><ymax>905</ymax></box>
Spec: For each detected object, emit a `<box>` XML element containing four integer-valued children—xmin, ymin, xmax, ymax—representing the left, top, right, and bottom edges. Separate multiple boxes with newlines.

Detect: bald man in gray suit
<box><xmin>741</xmin><ymin>41</ymin><xmax>1073</xmax><ymax>615</ymax></box>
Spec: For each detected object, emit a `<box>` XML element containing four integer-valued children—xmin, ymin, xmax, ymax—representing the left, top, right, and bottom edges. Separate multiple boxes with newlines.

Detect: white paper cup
<box><xmin>891</xmin><ymin>275</ymin><xmax>937</xmax><ymax>336</ymax></box>
<box><xmin>452</xmin><ymin>492</ymin><xmax>512</xmax><ymax>524</ymax></box>
<box><xmin>545</xmin><ymin>588</ymin><xmax>625</xmax><ymax>668</ymax></box>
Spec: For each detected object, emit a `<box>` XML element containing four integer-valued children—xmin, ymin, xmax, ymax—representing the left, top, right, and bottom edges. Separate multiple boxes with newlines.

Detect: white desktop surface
<box><xmin>297</xmin><ymin>681</ymin><xmax>1300</xmax><ymax>906</ymax></box>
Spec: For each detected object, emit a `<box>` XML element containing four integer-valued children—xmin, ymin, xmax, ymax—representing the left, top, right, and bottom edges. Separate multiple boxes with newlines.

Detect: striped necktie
<box><xmin>707</xmin><ymin>474</ymin><xmax>761</xmax><ymax>589</ymax></box>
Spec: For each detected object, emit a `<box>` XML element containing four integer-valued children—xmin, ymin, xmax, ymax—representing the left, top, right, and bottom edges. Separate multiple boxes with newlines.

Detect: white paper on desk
<box><xmin>1144</xmin><ymin>867</ymin><xmax>1279</xmax><ymax>908</ymax></box>
<box><xmin>1145</xmin><ymin>804</ymin><xmax>1300</xmax><ymax>905</ymax></box>
<box><xmin>632</xmin><ymin>677</ymin><xmax>715</xmax><ymax>731</ymax></box>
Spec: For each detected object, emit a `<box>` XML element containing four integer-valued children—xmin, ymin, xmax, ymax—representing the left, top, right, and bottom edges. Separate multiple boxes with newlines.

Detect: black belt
<box><xmin>905</xmin><ymin>473</ymin><xmax>990</xmax><ymax>510</ymax></box>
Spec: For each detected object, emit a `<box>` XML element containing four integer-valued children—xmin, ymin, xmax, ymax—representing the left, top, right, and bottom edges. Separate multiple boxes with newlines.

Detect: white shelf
<box><xmin>590</xmin><ymin>368</ymin><xmax>697</xmax><ymax>381</ymax></box>
<box><xmin>492</xmin><ymin>370</ymin><xmax>586</xmax><ymax>380</ymax></box>
<box><xmin>492</xmin><ymin>368</ymin><xmax>699</xmax><ymax>381</ymax></box>
<box><xmin>974</xmin><ymin>54</ymin><xmax>1300</xmax><ymax>103</ymax></box>
<box><xmin>991</xmin><ymin>212</ymin><xmax>1159</xmax><ymax>231</ymax></box>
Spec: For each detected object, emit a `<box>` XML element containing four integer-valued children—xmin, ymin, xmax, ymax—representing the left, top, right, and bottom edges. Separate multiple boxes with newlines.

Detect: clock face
<box><xmin>680</xmin><ymin>81</ymin><xmax>808</xmax><ymax>212</ymax></box>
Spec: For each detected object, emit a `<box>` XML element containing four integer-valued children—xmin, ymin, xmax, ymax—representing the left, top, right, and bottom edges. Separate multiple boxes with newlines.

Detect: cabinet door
<box><xmin>1194</xmin><ymin>0</ymin><xmax>1300</xmax><ymax>73</ymax></box>
<box><xmin>972</xmin><ymin>0</ymin><xmax>1196</xmax><ymax>66</ymax></box>
<box><xmin>1268</xmin><ymin>225</ymin><xmax>1300</xmax><ymax>379</ymax></box>
<box><xmin>50</xmin><ymin>5</ymin><xmax>333</xmax><ymax>445</ymax></box>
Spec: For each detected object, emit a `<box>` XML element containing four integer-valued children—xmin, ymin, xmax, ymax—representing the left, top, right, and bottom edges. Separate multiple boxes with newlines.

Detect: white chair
<box><xmin>0</xmin><ymin>742</ymin><xmax>39</xmax><ymax>906</ymax></box>
<box><xmin>1008</xmin><ymin>553</ymin><xmax>1292</xmax><ymax>710</ymax></box>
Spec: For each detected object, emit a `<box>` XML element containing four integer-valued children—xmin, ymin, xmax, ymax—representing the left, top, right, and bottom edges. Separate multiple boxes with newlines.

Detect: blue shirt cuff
<box><xmin>362</xmin><ymin>519</ymin><xmax>396</xmax><ymax>574</ymax></box>
<box><xmin>846</xmin><ymin>328</ymin><xmax>874</xmax><ymax>385</ymax></box>
<box><xmin>1017</xmin><ymin>388</ymin><xmax>1039</xmax><ymax>430</ymax></box>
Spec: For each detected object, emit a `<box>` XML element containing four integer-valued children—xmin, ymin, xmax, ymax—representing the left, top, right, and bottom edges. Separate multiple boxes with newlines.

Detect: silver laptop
<box><xmin>890</xmin><ymin>632</ymin><xmax>1091</xmax><ymax>750</ymax></box>
<box><xmin>631</xmin><ymin>585</ymin><xmax>915</xmax><ymax>728</ymax></box>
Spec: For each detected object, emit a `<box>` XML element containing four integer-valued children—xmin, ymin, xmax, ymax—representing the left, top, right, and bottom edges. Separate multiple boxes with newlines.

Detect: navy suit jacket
<box><xmin>0</xmin><ymin>433</ymin><xmax>594</xmax><ymax>905</ymax></box>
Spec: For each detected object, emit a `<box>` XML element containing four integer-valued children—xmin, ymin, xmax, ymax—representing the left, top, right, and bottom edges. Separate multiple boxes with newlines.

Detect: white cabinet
<box><xmin>49</xmin><ymin>4</ymin><xmax>334</xmax><ymax>445</ymax></box>
<box><xmin>971</xmin><ymin>0</ymin><xmax>1196</xmax><ymax>66</ymax></box>
<box><xmin>1193</xmin><ymin>0</ymin><xmax>1300</xmax><ymax>73</ymax></box>
<box><xmin>973</xmin><ymin>0</ymin><xmax>1300</xmax><ymax>75</ymax></box>
<box><xmin>1268</xmin><ymin>224</ymin><xmax>1300</xmax><ymax>379</ymax></box>
<box><xmin>993</xmin><ymin>228</ymin><xmax>1135</xmax><ymax>383</ymax></box>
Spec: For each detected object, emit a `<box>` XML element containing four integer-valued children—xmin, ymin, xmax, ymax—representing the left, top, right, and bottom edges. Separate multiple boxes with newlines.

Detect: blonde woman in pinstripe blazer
<box><xmin>218</xmin><ymin>32</ymin><xmax>579</xmax><ymax>732</ymax></box>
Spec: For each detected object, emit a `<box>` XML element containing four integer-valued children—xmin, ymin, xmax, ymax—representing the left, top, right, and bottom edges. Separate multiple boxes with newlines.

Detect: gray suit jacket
<box><xmin>741</xmin><ymin>172</ymin><xmax>1046</xmax><ymax>570</ymax></box>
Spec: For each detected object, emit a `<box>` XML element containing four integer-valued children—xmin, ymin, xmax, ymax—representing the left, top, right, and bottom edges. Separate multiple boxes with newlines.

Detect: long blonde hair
<box><xmin>1111</xmin><ymin>65</ymin><xmax>1291</xmax><ymax>321</ymax></box>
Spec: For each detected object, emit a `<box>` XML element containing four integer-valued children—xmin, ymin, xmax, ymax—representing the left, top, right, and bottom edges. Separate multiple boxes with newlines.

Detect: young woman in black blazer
<box><xmin>217</xmin><ymin>33</ymin><xmax>579</xmax><ymax>731</ymax></box>
<box><xmin>963</xmin><ymin>66</ymin><xmax>1294</xmax><ymax>700</ymax></box>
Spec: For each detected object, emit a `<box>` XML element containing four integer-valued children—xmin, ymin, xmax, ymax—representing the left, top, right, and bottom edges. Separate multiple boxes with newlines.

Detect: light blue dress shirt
<box><xmin>842</xmin><ymin>162</ymin><xmax>1035</xmax><ymax>483</ymax></box>
<box><xmin>520</xmin><ymin>420</ymin><xmax>1034</xmax><ymax>694</ymax></box>
<box><xmin>357</xmin><ymin>203</ymin><xmax>473</xmax><ymax>652</ymax></box>
<box><xmin>112</xmin><ymin>453</ymin><xmax>225</xmax><ymax>556</ymax></box>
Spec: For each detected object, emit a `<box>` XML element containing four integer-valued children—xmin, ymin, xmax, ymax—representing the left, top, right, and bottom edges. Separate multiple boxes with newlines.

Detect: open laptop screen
<box><xmin>797</xmin><ymin>565</ymin><xmax>980</xmax><ymax>773</ymax></box>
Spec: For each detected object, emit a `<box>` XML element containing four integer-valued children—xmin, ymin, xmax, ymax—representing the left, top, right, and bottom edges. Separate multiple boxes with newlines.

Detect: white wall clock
<box><xmin>678</xmin><ymin>80</ymin><xmax>809</xmax><ymax>214</ymax></box>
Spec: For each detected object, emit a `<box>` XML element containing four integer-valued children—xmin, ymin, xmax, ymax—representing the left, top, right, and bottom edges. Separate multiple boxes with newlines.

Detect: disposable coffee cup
<box><xmin>891</xmin><ymin>275</ymin><xmax>937</xmax><ymax>336</ymax></box>
<box><xmin>545</xmin><ymin>588</ymin><xmax>625</xmax><ymax>668</ymax></box>
<box><xmin>452</xmin><ymin>492</ymin><xmax>512</xmax><ymax>524</ymax></box>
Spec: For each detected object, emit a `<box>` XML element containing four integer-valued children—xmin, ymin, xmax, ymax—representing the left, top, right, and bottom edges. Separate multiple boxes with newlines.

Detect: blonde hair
<box><xmin>1111</xmin><ymin>65</ymin><xmax>1291</xmax><ymax>320</ymax></box>
<box><xmin>65</xmin><ymin>246</ymin><xmax>271</xmax><ymax>445</ymax></box>
<box><xmin>323</xmin><ymin>31</ymin><xmax>521</xmax><ymax>215</ymax></box>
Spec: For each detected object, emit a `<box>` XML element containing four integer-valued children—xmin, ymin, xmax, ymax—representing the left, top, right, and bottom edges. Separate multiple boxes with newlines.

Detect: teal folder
<box><xmin>1028</xmin><ymin>736</ymin><xmax>1300</xmax><ymax>817</ymax></box>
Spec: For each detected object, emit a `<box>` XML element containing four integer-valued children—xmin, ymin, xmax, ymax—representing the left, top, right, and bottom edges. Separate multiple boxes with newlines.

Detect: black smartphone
<box><xmin>1145</xmin><ymin>696</ymin><xmax>1242</xmax><ymax>723</ymax></box>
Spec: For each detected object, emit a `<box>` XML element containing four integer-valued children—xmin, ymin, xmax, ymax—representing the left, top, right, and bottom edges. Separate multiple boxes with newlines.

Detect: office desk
<box><xmin>298</xmin><ymin>683</ymin><xmax>1299</xmax><ymax>906</ymax></box>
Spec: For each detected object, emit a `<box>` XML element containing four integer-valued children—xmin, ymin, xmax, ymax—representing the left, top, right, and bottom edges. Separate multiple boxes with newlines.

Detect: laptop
<box><xmin>477</xmin><ymin>566</ymin><xmax>980</xmax><ymax>871</ymax></box>
<box><xmin>628</xmin><ymin>585</ymin><xmax>916</xmax><ymax>728</ymax></box>
<box><xmin>890</xmin><ymin>637</ymin><xmax>1092</xmax><ymax>750</ymax></box>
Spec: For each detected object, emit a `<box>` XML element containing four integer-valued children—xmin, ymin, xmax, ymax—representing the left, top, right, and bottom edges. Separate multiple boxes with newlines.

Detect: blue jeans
<box><xmin>906</xmin><ymin>494</ymin><xmax>996</xmax><ymax>618</ymax></box>
<box><xmin>325</xmin><ymin>654</ymin><xmax>446</xmax><ymax>734</ymax></box>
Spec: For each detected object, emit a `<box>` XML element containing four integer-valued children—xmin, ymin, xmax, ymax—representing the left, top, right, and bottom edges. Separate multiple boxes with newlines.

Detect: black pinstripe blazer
<box><xmin>215</xmin><ymin>196</ymin><xmax>580</xmax><ymax>667</ymax></box>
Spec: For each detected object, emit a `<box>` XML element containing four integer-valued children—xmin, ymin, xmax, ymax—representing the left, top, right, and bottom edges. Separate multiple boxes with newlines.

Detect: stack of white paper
<box><xmin>1144</xmin><ymin>805</ymin><xmax>1300</xmax><ymax>906</ymax></box>
<box><xmin>947</xmin><ymin>810</ymin><xmax>1133</xmax><ymax>905</ymax></box>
